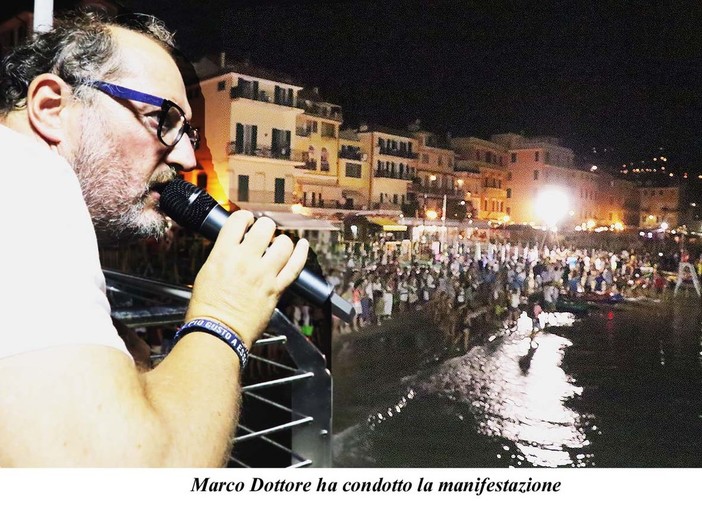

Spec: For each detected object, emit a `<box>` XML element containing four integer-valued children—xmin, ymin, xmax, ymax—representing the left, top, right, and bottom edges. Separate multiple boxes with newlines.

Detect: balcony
<box><xmin>230</xmin><ymin>86</ymin><xmax>294</xmax><ymax>107</ymax></box>
<box><xmin>296</xmin><ymin>101</ymin><xmax>342</xmax><ymax>121</ymax></box>
<box><xmin>374</xmin><ymin>169</ymin><xmax>414</xmax><ymax>180</ymax></box>
<box><xmin>339</xmin><ymin>148</ymin><xmax>363</xmax><ymax>161</ymax></box>
<box><xmin>227</xmin><ymin>142</ymin><xmax>304</xmax><ymax>162</ymax></box>
<box><xmin>320</xmin><ymin>161</ymin><xmax>330</xmax><ymax>172</ymax></box>
<box><xmin>378</xmin><ymin>147</ymin><xmax>419</xmax><ymax>159</ymax></box>
<box><xmin>296</xmin><ymin>127</ymin><xmax>312</xmax><ymax>137</ymax></box>
<box><xmin>295</xmin><ymin>160</ymin><xmax>317</xmax><ymax>171</ymax></box>
<box><xmin>411</xmin><ymin>183</ymin><xmax>464</xmax><ymax>197</ymax></box>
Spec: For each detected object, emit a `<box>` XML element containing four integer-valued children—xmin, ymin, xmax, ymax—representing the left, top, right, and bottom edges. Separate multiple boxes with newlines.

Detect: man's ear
<box><xmin>26</xmin><ymin>73</ymin><xmax>74</xmax><ymax>144</ymax></box>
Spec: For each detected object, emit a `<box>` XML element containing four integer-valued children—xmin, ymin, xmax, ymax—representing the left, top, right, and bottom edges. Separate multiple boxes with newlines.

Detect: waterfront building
<box><xmin>293</xmin><ymin>87</ymin><xmax>343</xmax><ymax>208</ymax></box>
<box><xmin>356</xmin><ymin>124</ymin><xmax>418</xmax><ymax>213</ymax></box>
<box><xmin>190</xmin><ymin>55</ymin><xmax>306</xmax><ymax>209</ymax></box>
<box><xmin>337</xmin><ymin>129</ymin><xmax>371</xmax><ymax>210</ymax></box>
<box><xmin>450</xmin><ymin>136</ymin><xmax>508</xmax><ymax>222</ymax></box>
<box><xmin>407</xmin><ymin>122</ymin><xmax>464</xmax><ymax>220</ymax></box>
<box><xmin>638</xmin><ymin>176</ymin><xmax>682</xmax><ymax>230</ymax></box>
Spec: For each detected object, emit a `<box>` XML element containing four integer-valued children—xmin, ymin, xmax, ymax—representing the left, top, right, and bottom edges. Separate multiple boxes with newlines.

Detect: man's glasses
<box><xmin>86</xmin><ymin>80</ymin><xmax>200</xmax><ymax>150</ymax></box>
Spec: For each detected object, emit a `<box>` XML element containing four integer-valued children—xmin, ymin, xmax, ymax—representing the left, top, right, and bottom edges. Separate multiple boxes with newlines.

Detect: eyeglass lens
<box><xmin>160</xmin><ymin>104</ymin><xmax>199</xmax><ymax>149</ymax></box>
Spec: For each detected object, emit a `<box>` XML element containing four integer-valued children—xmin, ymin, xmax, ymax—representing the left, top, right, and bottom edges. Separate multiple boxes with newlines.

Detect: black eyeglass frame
<box><xmin>86</xmin><ymin>80</ymin><xmax>200</xmax><ymax>150</ymax></box>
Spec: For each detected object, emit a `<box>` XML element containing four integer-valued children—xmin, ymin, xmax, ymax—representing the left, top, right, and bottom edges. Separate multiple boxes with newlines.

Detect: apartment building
<box><xmin>191</xmin><ymin>56</ymin><xmax>305</xmax><ymax>208</ymax></box>
<box><xmin>357</xmin><ymin>124</ymin><xmax>417</xmax><ymax>211</ymax></box>
<box><xmin>337</xmin><ymin>129</ymin><xmax>371</xmax><ymax>209</ymax></box>
<box><xmin>451</xmin><ymin>137</ymin><xmax>508</xmax><ymax>222</ymax></box>
<box><xmin>408</xmin><ymin>125</ymin><xmax>463</xmax><ymax>218</ymax></box>
<box><xmin>638</xmin><ymin>180</ymin><xmax>681</xmax><ymax>229</ymax></box>
<box><xmin>491</xmin><ymin>133</ymin><xmax>599</xmax><ymax>227</ymax></box>
<box><xmin>293</xmin><ymin>87</ymin><xmax>343</xmax><ymax>208</ymax></box>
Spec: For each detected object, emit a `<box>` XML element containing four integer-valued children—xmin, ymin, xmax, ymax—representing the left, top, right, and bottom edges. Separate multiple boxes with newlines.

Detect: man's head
<box><xmin>0</xmin><ymin>11</ymin><xmax>197</xmax><ymax>241</ymax></box>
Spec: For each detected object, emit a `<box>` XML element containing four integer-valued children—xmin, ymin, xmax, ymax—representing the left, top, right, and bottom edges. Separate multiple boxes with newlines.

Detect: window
<box><xmin>393</xmin><ymin>194</ymin><xmax>399</xmax><ymax>204</ymax></box>
<box><xmin>438</xmin><ymin>156</ymin><xmax>443</xmax><ymax>166</ymax></box>
<box><xmin>507</xmin><ymin>172</ymin><xmax>512</xmax><ymax>180</ymax></box>
<box><xmin>274</xmin><ymin>85</ymin><xmax>294</xmax><ymax>106</ymax></box>
<box><xmin>306</xmin><ymin>120</ymin><xmax>318</xmax><ymax>134</ymax></box>
<box><xmin>237</xmin><ymin>174</ymin><xmax>249</xmax><ymax>202</ymax></box>
<box><xmin>235</xmin><ymin>123</ymin><xmax>257</xmax><ymax>155</ymax></box>
<box><xmin>533</xmin><ymin>170</ymin><xmax>539</xmax><ymax>180</ymax></box>
<box><xmin>511</xmin><ymin>153</ymin><xmax>517</xmax><ymax>163</ymax></box>
<box><xmin>217</xmin><ymin>80</ymin><xmax>225</xmax><ymax>91</ymax></box>
<box><xmin>274</xmin><ymin>178</ymin><xmax>285</xmax><ymax>203</ymax></box>
<box><xmin>506</xmin><ymin>207</ymin><xmax>511</xmax><ymax>215</ymax></box>
<box><xmin>535</xmin><ymin>151</ymin><xmax>540</xmax><ymax>162</ymax></box>
<box><xmin>506</xmin><ymin>188</ymin><xmax>512</xmax><ymax>198</ymax></box>
<box><xmin>321</xmin><ymin>122</ymin><xmax>336</xmax><ymax>138</ymax></box>
<box><xmin>345</xmin><ymin>162</ymin><xmax>362</xmax><ymax>178</ymax></box>
<box><xmin>422</xmin><ymin>153</ymin><xmax>429</xmax><ymax>163</ymax></box>
<box><xmin>476</xmin><ymin>150</ymin><xmax>481</xmax><ymax>160</ymax></box>
<box><xmin>271</xmin><ymin>128</ymin><xmax>291</xmax><ymax>158</ymax></box>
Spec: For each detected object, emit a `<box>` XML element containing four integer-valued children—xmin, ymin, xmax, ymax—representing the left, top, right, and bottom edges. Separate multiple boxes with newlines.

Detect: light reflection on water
<box><xmin>413</xmin><ymin>312</ymin><xmax>592</xmax><ymax>467</ymax></box>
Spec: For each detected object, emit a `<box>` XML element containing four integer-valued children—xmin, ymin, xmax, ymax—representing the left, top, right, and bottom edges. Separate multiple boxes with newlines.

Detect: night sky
<box><xmin>4</xmin><ymin>0</ymin><xmax>702</xmax><ymax>171</ymax></box>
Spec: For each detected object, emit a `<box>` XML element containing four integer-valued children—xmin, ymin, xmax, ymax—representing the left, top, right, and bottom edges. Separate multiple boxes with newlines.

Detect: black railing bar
<box><xmin>247</xmin><ymin>354</ymin><xmax>299</xmax><ymax>372</ymax></box>
<box><xmin>228</xmin><ymin>438</ymin><xmax>311</xmax><ymax>468</ymax></box>
<box><xmin>233</xmin><ymin>417</ymin><xmax>312</xmax><ymax>443</ymax></box>
<box><xmin>104</xmin><ymin>269</ymin><xmax>193</xmax><ymax>301</ymax></box>
<box><xmin>243</xmin><ymin>391</ymin><xmax>313</xmax><ymax>421</ymax></box>
<box><xmin>106</xmin><ymin>284</ymin><xmax>186</xmax><ymax>309</ymax></box>
<box><xmin>253</xmin><ymin>335</ymin><xmax>288</xmax><ymax>347</ymax></box>
<box><xmin>229</xmin><ymin>456</ymin><xmax>250</xmax><ymax>468</ymax></box>
<box><xmin>241</xmin><ymin>371</ymin><xmax>314</xmax><ymax>391</ymax></box>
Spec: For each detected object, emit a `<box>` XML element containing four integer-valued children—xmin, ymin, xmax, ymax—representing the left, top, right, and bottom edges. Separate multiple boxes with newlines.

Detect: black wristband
<box><xmin>173</xmin><ymin>318</ymin><xmax>249</xmax><ymax>369</ymax></box>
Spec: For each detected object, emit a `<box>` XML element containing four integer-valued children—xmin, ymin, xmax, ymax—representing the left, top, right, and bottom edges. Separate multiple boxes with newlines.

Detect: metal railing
<box><xmin>105</xmin><ymin>269</ymin><xmax>332</xmax><ymax>468</ymax></box>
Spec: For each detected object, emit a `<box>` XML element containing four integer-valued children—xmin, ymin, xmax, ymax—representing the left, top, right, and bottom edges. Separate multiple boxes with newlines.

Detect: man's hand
<box><xmin>186</xmin><ymin>211</ymin><xmax>309</xmax><ymax>347</ymax></box>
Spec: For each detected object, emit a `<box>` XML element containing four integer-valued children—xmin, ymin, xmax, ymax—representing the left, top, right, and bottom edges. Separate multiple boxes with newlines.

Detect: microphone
<box><xmin>157</xmin><ymin>179</ymin><xmax>355</xmax><ymax>323</ymax></box>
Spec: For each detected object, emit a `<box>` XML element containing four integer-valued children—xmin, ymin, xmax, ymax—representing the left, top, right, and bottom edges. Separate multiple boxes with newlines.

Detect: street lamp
<box><xmin>534</xmin><ymin>186</ymin><xmax>569</xmax><ymax>229</ymax></box>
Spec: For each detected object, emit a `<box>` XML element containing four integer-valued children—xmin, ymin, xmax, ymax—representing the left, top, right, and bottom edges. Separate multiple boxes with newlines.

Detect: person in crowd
<box><xmin>0</xmin><ymin>11</ymin><xmax>308</xmax><ymax>466</ymax></box>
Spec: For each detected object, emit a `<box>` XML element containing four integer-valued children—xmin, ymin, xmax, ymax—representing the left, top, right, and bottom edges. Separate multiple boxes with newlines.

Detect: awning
<box><xmin>259</xmin><ymin>211</ymin><xmax>340</xmax><ymax>231</ymax></box>
<box><xmin>342</xmin><ymin>189</ymin><xmax>364</xmax><ymax>199</ymax></box>
<box><xmin>365</xmin><ymin>216</ymin><xmax>408</xmax><ymax>232</ymax></box>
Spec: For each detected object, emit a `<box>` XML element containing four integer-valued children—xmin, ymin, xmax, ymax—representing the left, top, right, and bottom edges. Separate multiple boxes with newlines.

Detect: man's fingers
<box><xmin>240</xmin><ymin>217</ymin><xmax>277</xmax><ymax>256</ymax></box>
<box><xmin>217</xmin><ymin>210</ymin><xmax>255</xmax><ymax>245</ymax></box>
<box><xmin>261</xmin><ymin>234</ymin><xmax>295</xmax><ymax>271</ymax></box>
<box><xmin>276</xmin><ymin>238</ymin><xmax>309</xmax><ymax>291</ymax></box>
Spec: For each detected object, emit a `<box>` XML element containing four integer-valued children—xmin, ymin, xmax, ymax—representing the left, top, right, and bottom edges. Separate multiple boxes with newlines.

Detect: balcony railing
<box><xmin>105</xmin><ymin>269</ymin><xmax>332</xmax><ymax>468</ymax></box>
<box><xmin>378</xmin><ymin>147</ymin><xmax>419</xmax><ymax>159</ymax></box>
<box><xmin>320</xmin><ymin>161</ymin><xmax>330</xmax><ymax>172</ymax></box>
<box><xmin>411</xmin><ymin>183</ymin><xmax>463</xmax><ymax>196</ymax></box>
<box><xmin>227</xmin><ymin>142</ymin><xmax>304</xmax><ymax>162</ymax></box>
<box><xmin>295</xmin><ymin>101</ymin><xmax>342</xmax><ymax>121</ymax></box>
<box><xmin>374</xmin><ymin>170</ymin><xmax>414</xmax><ymax>180</ymax></box>
<box><xmin>231</xmin><ymin>87</ymin><xmax>294</xmax><ymax>107</ymax></box>
<box><xmin>339</xmin><ymin>149</ymin><xmax>362</xmax><ymax>161</ymax></box>
<box><xmin>296</xmin><ymin>127</ymin><xmax>312</xmax><ymax>137</ymax></box>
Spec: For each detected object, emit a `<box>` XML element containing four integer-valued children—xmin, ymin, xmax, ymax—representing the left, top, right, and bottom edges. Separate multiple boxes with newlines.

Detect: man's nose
<box><xmin>166</xmin><ymin>133</ymin><xmax>198</xmax><ymax>171</ymax></box>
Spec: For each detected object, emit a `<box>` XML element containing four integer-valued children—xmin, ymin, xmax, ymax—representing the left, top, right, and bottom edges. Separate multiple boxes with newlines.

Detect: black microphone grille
<box><xmin>159</xmin><ymin>179</ymin><xmax>220</xmax><ymax>231</ymax></box>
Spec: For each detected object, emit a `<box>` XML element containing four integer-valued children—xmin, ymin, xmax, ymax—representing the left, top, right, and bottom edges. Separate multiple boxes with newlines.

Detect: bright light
<box><xmin>503</xmin><ymin>215</ymin><xmax>510</xmax><ymax>223</ymax></box>
<box><xmin>459</xmin><ymin>200</ymin><xmax>466</xmax><ymax>206</ymax></box>
<box><xmin>426</xmin><ymin>209</ymin><xmax>438</xmax><ymax>220</ymax></box>
<box><xmin>350</xmin><ymin>224</ymin><xmax>358</xmax><ymax>238</ymax></box>
<box><xmin>534</xmin><ymin>187</ymin><xmax>569</xmax><ymax>227</ymax></box>
<box><xmin>291</xmin><ymin>203</ymin><xmax>304</xmax><ymax>214</ymax></box>
<box><xmin>586</xmin><ymin>219</ymin><xmax>596</xmax><ymax>229</ymax></box>
<box><xmin>457</xmin><ymin>179</ymin><xmax>464</xmax><ymax>187</ymax></box>
<box><xmin>661</xmin><ymin>222</ymin><xmax>669</xmax><ymax>230</ymax></box>
<box><xmin>613</xmin><ymin>222</ymin><xmax>624</xmax><ymax>231</ymax></box>
<box><xmin>429</xmin><ymin>175</ymin><xmax>437</xmax><ymax>182</ymax></box>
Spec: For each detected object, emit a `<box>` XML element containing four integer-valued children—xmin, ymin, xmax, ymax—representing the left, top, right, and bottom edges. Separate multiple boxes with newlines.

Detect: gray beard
<box><xmin>71</xmin><ymin>113</ymin><xmax>175</xmax><ymax>243</ymax></box>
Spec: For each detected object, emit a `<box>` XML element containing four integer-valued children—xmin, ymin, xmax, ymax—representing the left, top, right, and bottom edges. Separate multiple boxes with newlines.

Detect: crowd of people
<box><xmin>316</xmin><ymin>236</ymin><xmax>698</xmax><ymax>353</ymax></box>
